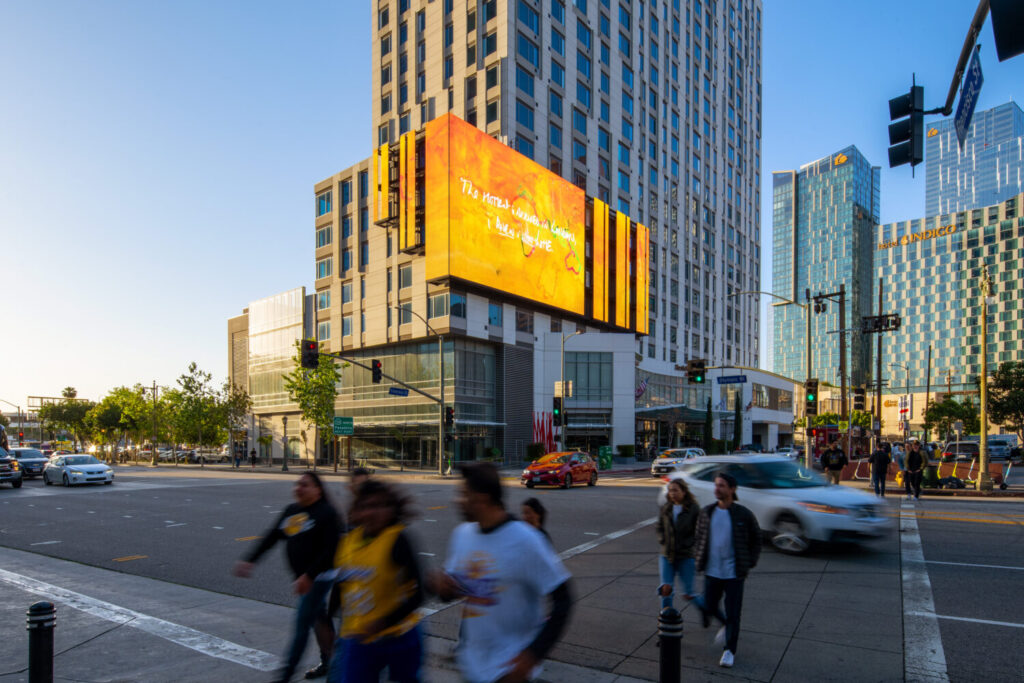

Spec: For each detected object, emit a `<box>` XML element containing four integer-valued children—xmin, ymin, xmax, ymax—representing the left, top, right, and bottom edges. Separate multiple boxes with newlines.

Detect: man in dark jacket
<box><xmin>869</xmin><ymin>443</ymin><xmax>892</xmax><ymax>497</ymax></box>
<box><xmin>904</xmin><ymin>441</ymin><xmax>926</xmax><ymax>501</ymax></box>
<box><xmin>693</xmin><ymin>471</ymin><xmax>760</xmax><ymax>669</ymax></box>
<box><xmin>821</xmin><ymin>442</ymin><xmax>848</xmax><ymax>485</ymax></box>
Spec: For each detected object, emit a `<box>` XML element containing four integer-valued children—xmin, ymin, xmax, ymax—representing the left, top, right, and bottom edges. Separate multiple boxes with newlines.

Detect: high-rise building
<box><xmin>772</xmin><ymin>146</ymin><xmax>880</xmax><ymax>387</ymax></box>
<box><xmin>925</xmin><ymin>101</ymin><xmax>1024</xmax><ymax>216</ymax></box>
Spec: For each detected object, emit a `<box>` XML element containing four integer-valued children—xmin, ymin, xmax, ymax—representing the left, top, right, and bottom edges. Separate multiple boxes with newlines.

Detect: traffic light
<box><xmin>18</xmin><ymin>431</ymin><xmax>24</xmax><ymax>443</ymax></box>
<box><xmin>552</xmin><ymin>397</ymin><xmax>563</xmax><ymax>426</ymax></box>
<box><xmin>371</xmin><ymin>359</ymin><xmax>383</xmax><ymax>383</ymax></box>
<box><xmin>804</xmin><ymin>378</ymin><xmax>819</xmax><ymax>417</ymax></box>
<box><xmin>445</xmin><ymin>406</ymin><xmax>454</xmax><ymax>427</ymax></box>
<box><xmin>852</xmin><ymin>387</ymin><xmax>866</xmax><ymax>412</ymax></box>
<box><xmin>888</xmin><ymin>85</ymin><xmax>924</xmax><ymax>168</ymax></box>
<box><xmin>687</xmin><ymin>359</ymin><xmax>706</xmax><ymax>384</ymax></box>
<box><xmin>300</xmin><ymin>339</ymin><xmax>319</xmax><ymax>369</ymax></box>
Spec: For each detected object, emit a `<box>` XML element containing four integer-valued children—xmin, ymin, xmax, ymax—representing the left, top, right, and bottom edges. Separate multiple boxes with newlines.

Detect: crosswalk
<box><xmin>3</xmin><ymin>478</ymin><xmax>269</xmax><ymax>498</ymax></box>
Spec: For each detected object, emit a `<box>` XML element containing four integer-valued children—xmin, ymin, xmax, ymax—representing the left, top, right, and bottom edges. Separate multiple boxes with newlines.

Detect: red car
<box><xmin>521</xmin><ymin>451</ymin><xmax>598</xmax><ymax>488</ymax></box>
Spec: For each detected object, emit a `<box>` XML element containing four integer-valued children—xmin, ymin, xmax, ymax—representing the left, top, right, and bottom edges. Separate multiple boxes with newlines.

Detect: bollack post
<box><xmin>658</xmin><ymin>606</ymin><xmax>682</xmax><ymax>683</ymax></box>
<box><xmin>26</xmin><ymin>601</ymin><xmax>56</xmax><ymax>683</ymax></box>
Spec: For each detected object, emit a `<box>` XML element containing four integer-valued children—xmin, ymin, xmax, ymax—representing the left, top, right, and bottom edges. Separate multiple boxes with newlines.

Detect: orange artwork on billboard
<box><xmin>424</xmin><ymin>114</ymin><xmax>586</xmax><ymax>314</ymax></box>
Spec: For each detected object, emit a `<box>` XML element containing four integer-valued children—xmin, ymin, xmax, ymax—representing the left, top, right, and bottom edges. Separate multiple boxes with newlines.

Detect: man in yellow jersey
<box><xmin>330</xmin><ymin>479</ymin><xmax>424</xmax><ymax>682</ymax></box>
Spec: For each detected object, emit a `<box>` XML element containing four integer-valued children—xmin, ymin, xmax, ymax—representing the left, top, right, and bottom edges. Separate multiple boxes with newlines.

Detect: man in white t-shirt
<box><xmin>431</xmin><ymin>462</ymin><xmax>572</xmax><ymax>683</ymax></box>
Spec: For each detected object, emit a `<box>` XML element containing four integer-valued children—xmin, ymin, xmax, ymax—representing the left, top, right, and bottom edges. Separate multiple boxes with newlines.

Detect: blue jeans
<box><xmin>658</xmin><ymin>555</ymin><xmax>695</xmax><ymax>608</ymax></box>
<box><xmin>328</xmin><ymin>624</ymin><xmax>422</xmax><ymax>683</ymax></box>
<box><xmin>871</xmin><ymin>471</ymin><xmax>886</xmax><ymax>496</ymax></box>
<box><xmin>281</xmin><ymin>578</ymin><xmax>332</xmax><ymax>680</ymax></box>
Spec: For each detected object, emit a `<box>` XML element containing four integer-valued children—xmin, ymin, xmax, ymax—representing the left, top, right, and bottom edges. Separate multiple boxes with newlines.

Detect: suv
<box><xmin>0</xmin><ymin>447</ymin><xmax>24</xmax><ymax>488</ymax></box>
<box><xmin>9</xmin><ymin>447</ymin><xmax>49</xmax><ymax>478</ymax></box>
<box><xmin>941</xmin><ymin>441</ymin><xmax>987</xmax><ymax>462</ymax></box>
<box><xmin>651</xmin><ymin>448</ymin><xmax>707</xmax><ymax>476</ymax></box>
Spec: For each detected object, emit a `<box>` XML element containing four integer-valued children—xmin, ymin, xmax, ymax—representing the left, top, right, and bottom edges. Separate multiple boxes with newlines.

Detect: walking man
<box><xmin>431</xmin><ymin>462</ymin><xmax>573</xmax><ymax>683</ymax></box>
<box><xmin>869</xmin><ymin>442</ymin><xmax>892</xmax><ymax>497</ymax></box>
<box><xmin>821</xmin><ymin>442</ymin><xmax>848</xmax><ymax>485</ymax></box>
<box><xmin>694</xmin><ymin>471</ymin><xmax>760</xmax><ymax>669</ymax></box>
<box><xmin>904</xmin><ymin>441</ymin><xmax>925</xmax><ymax>501</ymax></box>
<box><xmin>249</xmin><ymin>447</ymin><xmax>257</xmax><ymax>471</ymax></box>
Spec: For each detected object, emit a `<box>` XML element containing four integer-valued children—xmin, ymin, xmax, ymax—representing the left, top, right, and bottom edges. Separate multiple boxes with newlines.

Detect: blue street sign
<box><xmin>955</xmin><ymin>47</ymin><xmax>984</xmax><ymax>147</ymax></box>
<box><xmin>716</xmin><ymin>375</ymin><xmax>747</xmax><ymax>385</ymax></box>
<box><xmin>388</xmin><ymin>386</ymin><xmax>410</xmax><ymax>397</ymax></box>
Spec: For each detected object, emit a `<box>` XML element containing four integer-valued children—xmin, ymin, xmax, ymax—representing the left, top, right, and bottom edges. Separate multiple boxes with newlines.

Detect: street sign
<box><xmin>873</xmin><ymin>419</ymin><xmax>881</xmax><ymax>431</ymax></box>
<box><xmin>861</xmin><ymin>314</ymin><xmax>901</xmax><ymax>333</ymax></box>
<box><xmin>716</xmin><ymin>375</ymin><xmax>748</xmax><ymax>385</ymax></box>
<box><xmin>388</xmin><ymin>386</ymin><xmax>409</xmax><ymax>397</ymax></box>
<box><xmin>955</xmin><ymin>46</ymin><xmax>984</xmax><ymax>147</ymax></box>
<box><xmin>332</xmin><ymin>416</ymin><xmax>353</xmax><ymax>436</ymax></box>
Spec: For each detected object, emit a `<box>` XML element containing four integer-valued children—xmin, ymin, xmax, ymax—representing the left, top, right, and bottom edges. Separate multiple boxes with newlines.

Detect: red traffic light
<box><xmin>371</xmin><ymin>359</ymin><xmax>383</xmax><ymax>384</ymax></box>
<box><xmin>300</xmin><ymin>339</ymin><xmax>319</xmax><ymax>369</ymax></box>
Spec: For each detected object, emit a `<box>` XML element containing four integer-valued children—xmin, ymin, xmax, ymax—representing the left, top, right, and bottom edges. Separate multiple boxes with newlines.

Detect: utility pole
<box><xmin>876</xmin><ymin>278</ymin><xmax>883</xmax><ymax>446</ymax></box>
<box><xmin>838</xmin><ymin>283</ymin><xmax>848</xmax><ymax>420</ymax></box>
<box><xmin>977</xmin><ymin>265</ymin><xmax>993</xmax><ymax>491</ymax></box>
<box><xmin>281</xmin><ymin>415</ymin><xmax>289</xmax><ymax>472</ymax></box>
<box><xmin>925</xmin><ymin>345</ymin><xmax>932</xmax><ymax>441</ymax></box>
<box><xmin>150</xmin><ymin>382</ymin><xmax>159</xmax><ymax>466</ymax></box>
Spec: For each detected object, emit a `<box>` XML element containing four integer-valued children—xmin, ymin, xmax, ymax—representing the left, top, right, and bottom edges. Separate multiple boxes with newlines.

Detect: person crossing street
<box><xmin>821</xmin><ymin>442</ymin><xmax>848</xmax><ymax>485</ymax></box>
<box><xmin>869</xmin><ymin>442</ymin><xmax>892</xmax><ymax>497</ymax></box>
<box><xmin>904</xmin><ymin>441</ymin><xmax>926</xmax><ymax>501</ymax></box>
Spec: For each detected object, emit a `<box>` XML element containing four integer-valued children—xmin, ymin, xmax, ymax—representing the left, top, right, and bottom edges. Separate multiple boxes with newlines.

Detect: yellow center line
<box><xmin>112</xmin><ymin>555</ymin><xmax>148</xmax><ymax>562</ymax></box>
<box><xmin>913</xmin><ymin>514</ymin><xmax>1020</xmax><ymax>526</ymax></box>
<box><xmin>235</xmin><ymin>535</ymin><xmax>261</xmax><ymax>541</ymax></box>
<box><xmin>426</xmin><ymin>505</ymin><xmax>447</xmax><ymax>511</ymax></box>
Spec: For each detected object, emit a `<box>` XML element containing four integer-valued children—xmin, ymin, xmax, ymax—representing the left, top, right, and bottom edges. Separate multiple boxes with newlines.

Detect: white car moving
<box><xmin>659</xmin><ymin>455</ymin><xmax>892</xmax><ymax>554</ymax></box>
<box><xmin>43</xmin><ymin>455</ymin><xmax>114</xmax><ymax>487</ymax></box>
<box><xmin>650</xmin><ymin>448</ymin><xmax>706</xmax><ymax>476</ymax></box>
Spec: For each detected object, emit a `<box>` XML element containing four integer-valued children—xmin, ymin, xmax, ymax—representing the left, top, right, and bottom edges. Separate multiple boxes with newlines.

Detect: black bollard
<box><xmin>26</xmin><ymin>601</ymin><xmax>56</xmax><ymax>683</ymax></box>
<box><xmin>658</xmin><ymin>606</ymin><xmax>682</xmax><ymax>683</ymax></box>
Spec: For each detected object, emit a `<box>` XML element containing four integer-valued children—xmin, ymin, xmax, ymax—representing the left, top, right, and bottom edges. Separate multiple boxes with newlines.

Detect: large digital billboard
<box><xmin>424</xmin><ymin>114</ymin><xmax>586</xmax><ymax>315</ymax></box>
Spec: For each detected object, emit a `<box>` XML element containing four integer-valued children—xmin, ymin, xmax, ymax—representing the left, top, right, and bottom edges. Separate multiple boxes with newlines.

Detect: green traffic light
<box><xmin>695</xmin><ymin>375</ymin><xmax>703</xmax><ymax>383</ymax></box>
<box><xmin>807</xmin><ymin>393</ymin><xmax>815</xmax><ymax>402</ymax></box>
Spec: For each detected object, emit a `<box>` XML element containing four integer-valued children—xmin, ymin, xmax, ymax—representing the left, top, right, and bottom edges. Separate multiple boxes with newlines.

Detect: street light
<box><xmin>282</xmin><ymin>415</ymin><xmax>289</xmax><ymax>472</ymax></box>
<box><xmin>977</xmin><ymin>265</ymin><xmax>995</xmax><ymax>491</ymax></box>
<box><xmin>560</xmin><ymin>329</ymin><xmax>584</xmax><ymax>451</ymax></box>
<box><xmin>890</xmin><ymin>362</ymin><xmax>911</xmax><ymax>440</ymax></box>
<box><xmin>392</xmin><ymin>306</ymin><xmax>447</xmax><ymax>476</ymax></box>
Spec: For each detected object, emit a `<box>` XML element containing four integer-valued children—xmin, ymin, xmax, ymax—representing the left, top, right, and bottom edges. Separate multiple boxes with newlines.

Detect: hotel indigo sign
<box><xmin>878</xmin><ymin>224</ymin><xmax>956</xmax><ymax>251</ymax></box>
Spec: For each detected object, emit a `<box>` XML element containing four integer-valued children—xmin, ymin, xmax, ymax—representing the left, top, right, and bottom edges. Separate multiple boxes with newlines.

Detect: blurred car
<box><xmin>522</xmin><ymin>451</ymin><xmax>598</xmax><ymax>488</ymax></box>
<box><xmin>8</xmin><ymin>447</ymin><xmax>49</xmax><ymax>478</ymax></box>
<box><xmin>659</xmin><ymin>455</ymin><xmax>892</xmax><ymax>554</ymax></box>
<box><xmin>650</xmin><ymin>448</ymin><xmax>706</xmax><ymax>476</ymax></box>
<box><xmin>940</xmin><ymin>441</ymin><xmax>991</xmax><ymax>462</ymax></box>
<box><xmin>738</xmin><ymin>443</ymin><xmax>765</xmax><ymax>452</ymax></box>
<box><xmin>43</xmin><ymin>455</ymin><xmax>114</xmax><ymax>486</ymax></box>
<box><xmin>0</xmin><ymin>447</ymin><xmax>24</xmax><ymax>489</ymax></box>
<box><xmin>986</xmin><ymin>442</ymin><xmax>1011</xmax><ymax>461</ymax></box>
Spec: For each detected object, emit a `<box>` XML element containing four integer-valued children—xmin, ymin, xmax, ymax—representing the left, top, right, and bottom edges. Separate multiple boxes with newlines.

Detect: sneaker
<box><xmin>714</xmin><ymin>626</ymin><xmax>726</xmax><ymax>646</ymax></box>
<box><xmin>906</xmin><ymin>495</ymin><xmax>913</xmax><ymax>502</ymax></box>
<box><xmin>719</xmin><ymin>650</ymin><xmax>734</xmax><ymax>668</ymax></box>
<box><xmin>304</xmin><ymin>662</ymin><xmax>328</xmax><ymax>679</ymax></box>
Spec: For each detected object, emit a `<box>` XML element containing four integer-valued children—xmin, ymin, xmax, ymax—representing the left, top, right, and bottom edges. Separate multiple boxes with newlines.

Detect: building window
<box><xmin>360</xmin><ymin>242</ymin><xmax>369</xmax><ymax>267</ymax></box>
<box><xmin>428</xmin><ymin>292</ymin><xmax>449</xmax><ymax>318</ymax></box>
<box><xmin>573</xmin><ymin>139</ymin><xmax>586</xmax><ymax>163</ymax></box>
<box><xmin>381</xmin><ymin>63</ymin><xmax>392</xmax><ymax>85</ymax></box>
<box><xmin>399</xmin><ymin>301</ymin><xmax>413</xmax><ymax>324</ymax></box>
<box><xmin>342</xmin><ymin>215</ymin><xmax>352</xmax><ymax>238</ymax></box>
<box><xmin>359</xmin><ymin>170</ymin><xmax>368</xmax><ymax>197</ymax></box>
<box><xmin>516</xmin><ymin>100</ymin><xmax>534</xmax><ymax>131</ymax></box>
<box><xmin>341</xmin><ymin>282</ymin><xmax>352</xmax><ymax>304</ymax></box>
<box><xmin>565</xmin><ymin>351</ymin><xmax>613</xmax><ymax>401</ymax></box>
<box><xmin>550</xmin><ymin>123</ymin><xmax>562</xmax><ymax>149</ymax></box>
<box><xmin>517</xmin><ymin>137</ymin><xmax>534</xmax><ymax>159</ymax></box>
<box><xmin>516</xmin><ymin>65</ymin><xmax>534</xmax><ymax>97</ymax></box>
<box><xmin>399</xmin><ymin>264</ymin><xmax>413</xmax><ymax>289</ymax></box>
<box><xmin>381</xmin><ymin>34</ymin><xmax>392</xmax><ymax>56</ymax></box>
<box><xmin>485</xmin><ymin>64</ymin><xmax>499</xmax><ymax>89</ymax></box>
<box><xmin>444</xmin><ymin>56</ymin><xmax>454</xmax><ymax>79</ymax></box>
<box><xmin>378</xmin><ymin>6</ymin><xmax>389</xmax><ymax>28</ymax></box>
<box><xmin>451</xmin><ymin>292</ymin><xmax>467</xmax><ymax>318</ymax></box>
<box><xmin>444</xmin><ymin>22</ymin><xmax>454</xmax><ymax>47</ymax></box>
<box><xmin>552</xmin><ymin>0</ymin><xmax>564</xmax><ymax>23</ymax></box>
<box><xmin>381</xmin><ymin>93</ymin><xmax>392</xmax><ymax>114</ymax></box>
<box><xmin>551</xmin><ymin>60</ymin><xmax>564</xmax><ymax>87</ymax></box>
<box><xmin>316</xmin><ymin>190</ymin><xmax>332</xmax><ymax>216</ymax></box>
<box><xmin>340</xmin><ymin>180</ymin><xmax>351</xmax><ymax>205</ymax></box>
<box><xmin>486</xmin><ymin>100</ymin><xmax>499</xmax><ymax>124</ymax></box>
<box><xmin>576</xmin><ymin>50</ymin><xmax>591</xmax><ymax>78</ymax></box>
<box><xmin>317</xmin><ymin>321</ymin><xmax>331</xmax><ymax>341</ymax></box>
<box><xmin>572</xmin><ymin>108</ymin><xmax>587</xmax><ymax>134</ymax></box>
<box><xmin>577</xmin><ymin>19</ymin><xmax>592</xmax><ymax>49</ymax></box>
<box><xmin>360</xmin><ymin>207</ymin><xmax>369</xmax><ymax>232</ymax></box>
<box><xmin>467</xmin><ymin>43</ymin><xmax>476</xmax><ymax>66</ymax></box>
<box><xmin>576</xmin><ymin>81</ymin><xmax>591</xmax><ymax>109</ymax></box>
<box><xmin>517</xmin><ymin>33</ymin><xmax>539</xmax><ymax>68</ymax></box>
<box><xmin>316</xmin><ymin>291</ymin><xmax>331</xmax><ymax>310</ymax></box>
<box><xmin>515</xmin><ymin>309</ymin><xmax>533</xmax><ymax>333</ymax></box>
<box><xmin>360</xmin><ymin>277</ymin><xmax>366</xmax><ymax>300</ymax></box>
<box><xmin>549</xmin><ymin>90</ymin><xmax>563</xmax><ymax>117</ymax></box>
<box><xmin>341</xmin><ymin>315</ymin><xmax>352</xmax><ymax>337</ymax></box>
<box><xmin>488</xmin><ymin>302</ymin><xmax>503</xmax><ymax>327</ymax></box>
<box><xmin>551</xmin><ymin>28</ymin><xmax>564</xmax><ymax>56</ymax></box>
<box><xmin>484</xmin><ymin>31</ymin><xmax>497</xmax><ymax>56</ymax></box>
<box><xmin>316</xmin><ymin>225</ymin><xmax>332</xmax><ymax>248</ymax></box>
<box><xmin>316</xmin><ymin>257</ymin><xmax>332</xmax><ymax>279</ymax></box>
<box><xmin>518</xmin><ymin>0</ymin><xmax>539</xmax><ymax>32</ymax></box>
<box><xmin>342</xmin><ymin>249</ymin><xmax>352</xmax><ymax>272</ymax></box>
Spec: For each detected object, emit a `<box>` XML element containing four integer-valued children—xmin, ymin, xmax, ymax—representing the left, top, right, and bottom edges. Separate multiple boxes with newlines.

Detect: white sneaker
<box><xmin>719</xmin><ymin>650</ymin><xmax>734</xmax><ymax>668</ymax></box>
<box><xmin>714</xmin><ymin>626</ymin><xmax>726</xmax><ymax>646</ymax></box>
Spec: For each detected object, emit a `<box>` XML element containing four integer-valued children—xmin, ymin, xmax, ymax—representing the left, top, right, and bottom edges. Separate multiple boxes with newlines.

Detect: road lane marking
<box><xmin>0</xmin><ymin>566</ymin><xmax>277</xmax><ymax>671</ymax></box>
<box><xmin>926</xmin><ymin>560</ymin><xmax>1024</xmax><ymax>571</ymax></box>
<box><xmin>583</xmin><ymin>532</ymin><xmax>600</xmax><ymax>535</ymax></box>
<box><xmin>423</xmin><ymin>519</ymin><xmax>437</xmax><ymax>523</ymax></box>
<box><xmin>235</xmin><ymin>536</ymin><xmax>260</xmax><ymax>541</ymax></box>
<box><xmin>426</xmin><ymin>505</ymin><xmax>447</xmax><ymax>510</ymax></box>
<box><xmin>30</xmin><ymin>541</ymin><xmax>61</xmax><ymax>546</ymax></box>
<box><xmin>419</xmin><ymin>552</ymin><xmax>436</xmax><ymax>557</ymax></box>
<box><xmin>165</xmin><ymin>523</ymin><xmax>187</xmax><ymax>528</ymax></box>
<box><xmin>900</xmin><ymin>502</ymin><xmax>949</xmax><ymax>682</ymax></box>
<box><xmin>914</xmin><ymin>514</ymin><xmax>1019</xmax><ymax>526</ymax></box>
<box><xmin>112</xmin><ymin>555</ymin><xmax>148</xmax><ymax>562</ymax></box>
<box><xmin>909</xmin><ymin>612</ymin><xmax>1024</xmax><ymax>630</ymax></box>
<box><xmin>212</xmin><ymin>526</ymin><xmax>224</xmax><ymax>530</ymax></box>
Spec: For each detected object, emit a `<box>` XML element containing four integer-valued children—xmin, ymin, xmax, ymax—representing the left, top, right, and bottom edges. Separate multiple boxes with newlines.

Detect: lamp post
<box><xmin>281</xmin><ymin>415</ymin><xmax>289</xmax><ymax>472</ymax></box>
<box><xmin>977</xmin><ymin>265</ymin><xmax>994</xmax><ymax>491</ymax></box>
<box><xmin>890</xmin><ymin>362</ymin><xmax>910</xmax><ymax>439</ymax></box>
<box><xmin>393</xmin><ymin>306</ymin><xmax>446</xmax><ymax>476</ymax></box>
<box><xmin>560</xmin><ymin>329</ymin><xmax>584</xmax><ymax>451</ymax></box>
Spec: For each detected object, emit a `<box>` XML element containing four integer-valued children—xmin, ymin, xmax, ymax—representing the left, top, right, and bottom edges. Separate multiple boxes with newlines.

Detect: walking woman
<box><xmin>330</xmin><ymin>479</ymin><xmax>424</xmax><ymax>683</ymax></box>
<box><xmin>656</xmin><ymin>478</ymin><xmax>699</xmax><ymax>608</ymax></box>
<box><xmin>521</xmin><ymin>497</ymin><xmax>552</xmax><ymax>543</ymax></box>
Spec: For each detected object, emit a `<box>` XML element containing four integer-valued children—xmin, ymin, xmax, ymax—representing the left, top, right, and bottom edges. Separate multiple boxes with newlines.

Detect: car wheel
<box><xmin>772</xmin><ymin>513</ymin><xmax>809</xmax><ymax>554</ymax></box>
<box><xmin>562</xmin><ymin>474</ymin><xmax>572</xmax><ymax>489</ymax></box>
<box><xmin>44</xmin><ymin>473</ymin><xmax>52</xmax><ymax>486</ymax></box>
<box><xmin>63</xmin><ymin>474</ymin><xmax>70</xmax><ymax>488</ymax></box>
<box><xmin>104</xmin><ymin>481</ymin><xmax>113</xmax><ymax>485</ymax></box>
<box><xmin>12</xmin><ymin>478</ymin><xmax>22</xmax><ymax>489</ymax></box>
<box><xmin>588</xmin><ymin>471</ymin><xmax>597</xmax><ymax>486</ymax></box>
<box><xmin>525</xmin><ymin>481</ymin><xmax>535</xmax><ymax>488</ymax></box>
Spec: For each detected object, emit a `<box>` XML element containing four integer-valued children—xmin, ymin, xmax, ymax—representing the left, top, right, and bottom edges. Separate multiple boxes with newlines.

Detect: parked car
<box><xmin>8</xmin><ymin>447</ymin><xmax>49</xmax><ymax>478</ymax></box>
<box><xmin>43</xmin><ymin>455</ymin><xmax>114</xmax><ymax>486</ymax></box>
<box><xmin>650</xmin><ymin>448</ymin><xmax>707</xmax><ymax>476</ymax></box>
<box><xmin>521</xmin><ymin>451</ymin><xmax>598</xmax><ymax>488</ymax></box>
<box><xmin>940</xmin><ymin>441</ymin><xmax>991</xmax><ymax>462</ymax></box>
<box><xmin>658</xmin><ymin>455</ymin><xmax>892</xmax><ymax>554</ymax></box>
<box><xmin>0</xmin><ymin>447</ymin><xmax>24</xmax><ymax>488</ymax></box>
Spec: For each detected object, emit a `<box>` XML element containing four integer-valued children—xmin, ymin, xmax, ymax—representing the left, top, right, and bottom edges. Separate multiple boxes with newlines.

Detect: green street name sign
<box><xmin>333</xmin><ymin>416</ymin><xmax>354</xmax><ymax>436</ymax></box>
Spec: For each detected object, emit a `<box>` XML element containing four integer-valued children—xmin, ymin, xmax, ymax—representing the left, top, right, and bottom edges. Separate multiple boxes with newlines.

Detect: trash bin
<box><xmin>923</xmin><ymin>464</ymin><xmax>939</xmax><ymax>488</ymax></box>
<box><xmin>598</xmin><ymin>446</ymin><xmax>613</xmax><ymax>471</ymax></box>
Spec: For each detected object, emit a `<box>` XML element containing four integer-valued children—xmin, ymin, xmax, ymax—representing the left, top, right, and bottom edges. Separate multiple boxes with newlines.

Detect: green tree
<box><xmin>221</xmin><ymin>381</ymin><xmax>252</xmax><ymax>444</ymax></box>
<box><xmin>86</xmin><ymin>398</ymin><xmax>123</xmax><ymax>462</ymax></box>
<box><xmin>988</xmin><ymin>361</ymin><xmax>1024</xmax><ymax>443</ymax></box>
<box><xmin>702</xmin><ymin>397</ymin><xmax>713</xmax><ymax>453</ymax></box>
<box><xmin>732</xmin><ymin>392</ymin><xmax>742</xmax><ymax>451</ymax></box>
<box><xmin>283</xmin><ymin>341</ymin><xmax>341</xmax><ymax>466</ymax></box>
<box><xmin>849</xmin><ymin>410</ymin><xmax>873</xmax><ymax>429</ymax></box>
<box><xmin>0</xmin><ymin>414</ymin><xmax>9</xmax><ymax>430</ymax></box>
<box><xmin>62</xmin><ymin>387</ymin><xmax>78</xmax><ymax>399</ymax></box>
<box><xmin>38</xmin><ymin>399</ymin><xmax>94</xmax><ymax>450</ymax></box>
<box><xmin>924</xmin><ymin>398</ymin><xmax>980</xmax><ymax>441</ymax></box>
<box><xmin>810</xmin><ymin>412</ymin><xmax>841</xmax><ymax>428</ymax></box>
<box><xmin>173</xmin><ymin>363</ymin><xmax>223</xmax><ymax>457</ymax></box>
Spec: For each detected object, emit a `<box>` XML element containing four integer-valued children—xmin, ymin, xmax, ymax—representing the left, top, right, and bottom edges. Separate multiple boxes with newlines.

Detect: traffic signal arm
<box><xmin>315</xmin><ymin>350</ymin><xmax>444</xmax><ymax>404</ymax></box>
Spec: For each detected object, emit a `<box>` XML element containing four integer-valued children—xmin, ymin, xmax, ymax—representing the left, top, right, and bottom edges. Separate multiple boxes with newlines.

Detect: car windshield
<box><xmin>751</xmin><ymin>460</ymin><xmax>827</xmax><ymax>489</ymax></box>
<box><xmin>536</xmin><ymin>454</ymin><xmax>569</xmax><ymax>464</ymax></box>
<box><xmin>65</xmin><ymin>456</ymin><xmax>101</xmax><ymax>466</ymax></box>
<box><xmin>16</xmin><ymin>449</ymin><xmax>45</xmax><ymax>459</ymax></box>
<box><xmin>659</xmin><ymin>451</ymin><xmax>685</xmax><ymax>459</ymax></box>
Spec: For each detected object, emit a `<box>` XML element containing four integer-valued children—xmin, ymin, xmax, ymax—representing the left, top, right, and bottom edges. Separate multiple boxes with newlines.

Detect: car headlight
<box><xmin>68</xmin><ymin>468</ymin><xmax>83</xmax><ymax>474</ymax></box>
<box><xmin>10</xmin><ymin>461</ymin><xmax>19</xmax><ymax>470</ymax></box>
<box><xmin>798</xmin><ymin>502</ymin><xmax>849</xmax><ymax>515</ymax></box>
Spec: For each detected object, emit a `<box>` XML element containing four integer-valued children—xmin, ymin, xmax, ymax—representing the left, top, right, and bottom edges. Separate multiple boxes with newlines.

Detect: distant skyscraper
<box><xmin>925</xmin><ymin>101</ymin><xmax>1024</xmax><ymax>215</ymax></box>
<box><xmin>772</xmin><ymin>146</ymin><xmax>880</xmax><ymax>386</ymax></box>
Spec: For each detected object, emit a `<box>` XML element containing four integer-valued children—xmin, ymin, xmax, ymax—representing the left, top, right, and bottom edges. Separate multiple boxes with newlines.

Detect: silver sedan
<box><xmin>43</xmin><ymin>455</ymin><xmax>115</xmax><ymax>487</ymax></box>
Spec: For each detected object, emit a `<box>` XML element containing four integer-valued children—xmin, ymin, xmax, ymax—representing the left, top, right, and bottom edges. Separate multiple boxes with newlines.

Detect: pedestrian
<box><xmin>431</xmin><ymin>462</ymin><xmax>572</xmax><ymax>683</ymax></box>
<box><xmin>869</xmin><ymin>442</ymin><xmax>892</xmax><ymax>497</ymax></box>
<box><xmin>249</xmin><ymin>447</ymin><xmax>257</xmax><ymax>471</ymax></box>
<box><xmin>891</xmin><ymin>442</ymin><xmax>904</xmax><ymax>471</ymax></box>
<box><xmin>821</xmin><ymin>442</ymin><xmax>848</xmax><ymax>485</ymax></box>
<box><xmin>656</xmin><ymin>478</ymin><xmax>699</xmax><ymax>608</ymax></box>
<box><xmin>520</xmin><ymin>497</ymin><xmax>551</xmax><ymax>543</ymax></box>
<box><xmin>329</xmin><ymin>479</ymin><xmax>424</xmax><ymax>683</ymax></box>
<box><xmin>232</xmin><ymin>473</ymin><xmax>342</xmax><ymax>683</ymax></box>
<box><xmin>904</xmin><ymin>441</ymin><xmax>925</xmax><ymax>501</ymax></box>
<box><xmin>234</xmin><ymin>447</ymin><xmax>241</xmax><ymax>469</ymax></box>
<box><xmin>693</xmin><ymin>471</ymin><xmax>761</xmax><ymax>669</ymax></box>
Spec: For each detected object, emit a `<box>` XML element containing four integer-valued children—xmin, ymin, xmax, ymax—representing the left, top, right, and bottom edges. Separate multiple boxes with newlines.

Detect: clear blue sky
<box><xmin>1</xmin><ymin>1</ymin><xmax>1021</xmax><ymax>405</ymax></box>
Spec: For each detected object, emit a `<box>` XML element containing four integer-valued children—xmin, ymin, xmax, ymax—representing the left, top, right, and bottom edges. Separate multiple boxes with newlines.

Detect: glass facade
<box><xmin>248</xmin><ymin>288</ymin><xmax>306</xmax><ymax>410</ymax></box>
<box><xmin>925</xmin><ymin>102</ymin><xmax>1024</xmax><ymax>216</ymax></box>
<box><xmin>876</xmin><ymin>194</ymin><xmax>1024</xmax><ymax>393</ymax></box>
<box><xmin>772</xmin><ymin>146</ymin><xmax>879</xmax><ymax>385</ymax></box>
